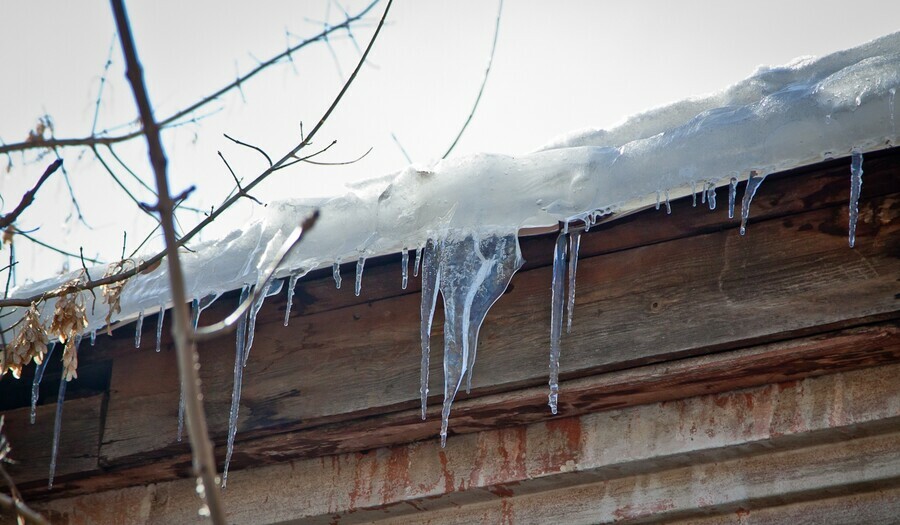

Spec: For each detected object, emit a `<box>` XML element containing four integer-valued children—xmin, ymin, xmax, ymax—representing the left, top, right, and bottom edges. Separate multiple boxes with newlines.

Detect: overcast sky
<box><xmin>2</xmin><ymin>0</ymin><xmax>899</xmax><ymax>283</ymax></box>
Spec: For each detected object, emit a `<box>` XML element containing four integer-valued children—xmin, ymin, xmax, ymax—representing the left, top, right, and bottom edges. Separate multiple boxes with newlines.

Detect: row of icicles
<box><xmin>32</xmin><ymin>150</ymin><xmax>864</xmax><ymax>489</ymax></box>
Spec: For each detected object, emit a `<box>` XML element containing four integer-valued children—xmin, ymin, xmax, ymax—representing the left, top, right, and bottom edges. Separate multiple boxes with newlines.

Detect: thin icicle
<box><xmin>707</xmin><ymin>182</ymin><xmax>717</xmax><ymax>211</ymax></box>
<box><xmin>849</xmin><ymin>150</ymin><xmax>864</xmax><ymax>248</ymax></box>
<box><xmin>420</xmin><ymin>239</ymin><xmax>440</xmax><ymax>420</ymax></box>
<box><xmin>155</xmin><ymin>306</ymin><xmax>164</xmax><ymax>352</ymax></box>
<box><xmin>691</xmin><ymin>181</ymin><xmax>697</xmax><ymax>207</ymax></box>
<box><xmin>333</xmin><ymin>260</ymin><xmax>342</xmax><ymax>289</ymax></box>
<box><xmin>655</xmin><ymin>190</ymin><xmax>661</xmax><ymax>210</ymax></box>
<box><xmin>49</xmin><ymin>336</ymin><xmax>79</xmax><ymax>489</ymax></box>
<box><xmin>566</xmin><ymin>231</ymin><xmax>582</xmax><ymax>334</ymax></box>
<box><xmin>134</xmin><ymin>310</ymin><xmax>144</xmax><ymax>349</ymax></box>
<box><xmin>190</xmin><ymin>298</ymin><xmax>201</xmax><ymax>330</ymax></box>
<box><xmin>355</xmin><ymin>256</ymin><xmax>366</xmax><ymax>297</ymax></box>
<box><xmin>48</xmin><ymin>370</ymin><xmax>67</xmax><ymax>489</ymax></box>
<box><xmin>284</xmin><ymin>272</ymin><xmax>301</xmax><ymax>327</ymax></box>
<box><xmin>548</xmin><ymin>232</ymin><xmax>567</xmax><ymax>415</ymax></box>
<box><xmin>740</xmin><ymin>171</ymin><xmax>767</xmax><ymax>235</ymax></box>
<box><xmin>413</xmin><ymin>247</ymin><xmax>423</xmax><ymax>277</ymax></box>
<box><xmin>401</xmin><ymin>248</ymin><xmax>409</xmax><ymax>290</ymax></box>
<box><xmin>90</xmin><ymin>329</ymin><xmax>96</xmax><ymax>346</ymax></box>
<box><xmin>701</xmin><ymin>181</ymin><xmax>707</xmax><ymax>204</ymax></box>
<box><xmin>223</xmin><ymin>285</ymin><xmax>251</xmax><ymax>488</ymax></box>
<box><xmin>664</xmin><ymin>189</ymin><xmax>672</xmax><ymax>215</ymax></box>
<box><xmin>30</xmin><ymin>342</ymin><xmax>57</xmax><ymax>424</ymax></box>
<box><xmin>728</xmin><ymin>177</ymin><xmax>738</xmax><ymax>219</ymax></box>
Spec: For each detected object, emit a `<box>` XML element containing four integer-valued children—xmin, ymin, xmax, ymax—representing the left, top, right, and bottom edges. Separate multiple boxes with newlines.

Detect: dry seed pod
<box><xmin>101</xmin><ymin>259</ymin><xmax>136</xmax><ymax>334</ymax></box>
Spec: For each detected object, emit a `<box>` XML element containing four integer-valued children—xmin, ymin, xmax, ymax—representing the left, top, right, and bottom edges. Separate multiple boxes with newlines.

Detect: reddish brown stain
<box><xmin>613</xmin><ymin>499</ymin><xmax>676</xmax><ymax>519</ymax></box>
<box><xmin>382</xmin><ymin>446</ymin><xmax>411</xmax><ymax>503</ymax></box>
<box><xmin>500</xmin><ymin>497</ymin><xmax>515</xmax><ymax>525</ymax></box>
<box><xmin>488</xmin><ymin>484</ymin><xmax>515</xmax><ymax>498</ymax></box>
<box><xmin>438</xmin><ymin>450</ymin><xmax>455</xmax><ymax>494</ymax></box>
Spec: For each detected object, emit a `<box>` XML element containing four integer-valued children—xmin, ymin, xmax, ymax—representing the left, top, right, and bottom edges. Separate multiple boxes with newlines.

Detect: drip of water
<box><xmin>333</xmin><ymin>261</ymin><xmax>342</xmax><ymax>289</ymax></box>
<box><xmin>413</xmin><ymin>247</ymin><xmax>423</xmax><ymax>277</ymax></box>
<box><xmin>401</xmin><ymin>249</ymin><xmax>409</xmax><ymax>290</ymax></box>
<box><xmin>419</xmin><ymin>239</ymin><xmax>440</xmax><ymax>420</ymax></box>
<box><xmin>728</xmin><ymin>177</ymin><xmax>738</xmax><ymax>219</ymax></box>
<box><xmin>848</xmin><ymin>150</ymin><xmax>864</xmax><ymax>248</ymax></box>
<box><xmin>355</xmin><ymin>256</ymin><xmax>366</xmax><ymax>297</ymax></box>
<box><xmin>30</xmin><ymin>342</ymin><xmax>57</xmax><ymax>424</ymax></box>
<box><xmin>155</xmin><ymin>306</ymin><xmax>164</xmax><ymax>352</ymax></box>
<box><xmin>740</xmin><ymin>171</ymin><xmax>767</xmax><ymax>235</ymax></box>
<box><xmin>548</xmin><ymin>232</ymin><xmax>567</xmax><ymax>415</ymax></box>
<box><xmin>134</xmin><ymin>310</ymin><xmax>144</xmax><ymax>349</ymax></box>
<box><xmin>223</xmin><ymin>285</ymin><xmax>251</xmax><ymax>488</ymax></box>
<box><xmin>566</xmin><ymin>231</ymin><xmax>582</xmax><ymax>334</ymax></box>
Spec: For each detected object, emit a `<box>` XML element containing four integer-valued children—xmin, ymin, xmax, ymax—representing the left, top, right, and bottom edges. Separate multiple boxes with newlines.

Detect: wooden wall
<box><xmin>1</xmin><ymin>148</ymin><xmax>898</xmax><ymax>523</ymax></box>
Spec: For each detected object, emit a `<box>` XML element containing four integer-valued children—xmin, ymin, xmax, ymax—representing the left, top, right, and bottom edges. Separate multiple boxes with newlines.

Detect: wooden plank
<box><xmin>2</xmin><ymin>395</ymin><xmax>103</xmax><ymax>487</ymax></box>
<box><xmin>96</xmin><ymin>192</ymin><xmax>899</xmax><ymax>470</ymax></box>
<box><xmin>26</xmin><ymin>363</ymin><xmax>900</xmax><ymax>523</ymax></box>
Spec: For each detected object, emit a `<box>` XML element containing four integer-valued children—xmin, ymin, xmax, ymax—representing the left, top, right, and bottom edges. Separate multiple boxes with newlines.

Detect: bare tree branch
<box><xmin>0</xmin><ymin>159</ymin><xmax>63</xmax><ymax>229</ymax></box>
<box><xmin>110</xmin><ymin>1</ymin><xmax>226</xmax><ymax>522</ymax></box>
<box><xmin>442</xmin><ymin>0</ymin><xmax>503</xmax><ymax>159</ymax></box>
<box><xmin>0</xmin><ymin>0</ymin><xmax>382</xmax><ymax>156</ymax></box>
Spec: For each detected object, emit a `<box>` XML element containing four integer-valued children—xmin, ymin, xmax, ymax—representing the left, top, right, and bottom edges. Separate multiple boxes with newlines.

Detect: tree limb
<box><xmin>0</xmin><ymin>159</ymin><xmax>63</xmax><ymax>229</ymax></box>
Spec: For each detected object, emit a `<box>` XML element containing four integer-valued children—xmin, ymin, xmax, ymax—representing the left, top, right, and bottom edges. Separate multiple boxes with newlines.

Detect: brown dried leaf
<box><xmin>100</xmin><ymin>259</ymin><xmax>136</xmax><ymax>335</ymax></box>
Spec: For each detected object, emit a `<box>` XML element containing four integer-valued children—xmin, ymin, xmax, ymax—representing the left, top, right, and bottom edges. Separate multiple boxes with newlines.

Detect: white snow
<box><xmin>5</xmin><ymin>31</ymin><xmax>900</xmax><ymax>450</ymax></box>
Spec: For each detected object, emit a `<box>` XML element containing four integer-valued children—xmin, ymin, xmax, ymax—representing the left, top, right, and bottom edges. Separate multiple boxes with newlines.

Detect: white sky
<box><xmin>2</xmin><ymin>0</ymin><xmax>899</xmax><ymax>284</ymax></box>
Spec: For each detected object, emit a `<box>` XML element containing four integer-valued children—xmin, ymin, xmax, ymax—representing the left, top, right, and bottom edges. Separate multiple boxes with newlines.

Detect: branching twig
<box><xmin>0</xmin><ymin>0</ymin><xmax>382</xmax><ymax>156</ymax></box>
<box><xmin>442</xmin><ymin>0</ymin><xmax>503</xmax><ymax>159</ymax></box>
<box><xmin>0</xmin><ymin>0</ymin><xmax>393</xmax><ymax>311</ymax></box>
<box><xmin>217</xmin><ymin>152</ymin><xmax>264</xmax><ymax>206</ymax></box>
<box><xmin>223</xmin><ymin>134</ymin><xmax>273</xmax><ymax>168</ymax></box>
<box><xmin>0</xmin><ymin>159</ymin><xmax>63</xmax><ymax>229</ymax></box>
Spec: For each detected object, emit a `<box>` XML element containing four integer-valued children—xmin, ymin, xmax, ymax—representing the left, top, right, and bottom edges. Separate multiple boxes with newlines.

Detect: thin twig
<box><xmin>302</xmin><ymin>146</ymin><xmax>372</xmax><ymax>166</ymax></box>
<box><xmin>0</xmin><ymin>159</ymin><xmax>63</xmax><ymax>229</ymax></box>
<box><xmin>16</xmin><ymin>232</ymin><xmax>104</xmax><ymax>264</ymax></box>
<box><xmin>390</xmin><ymin>132</ymin><xmax>412</xmax><ymax>164</ymax></box>
<box><xmin>110</xmin><ymin>1</ymin><xmax>226</xmax><ymax>522</ymax></box>
<box><xmin>91</xmin><ymin>35</ymin><xmax>118</xmax><ymax>136</ymax></box>
<box><xmin>223</xmin><ymin>134</ymin><xmax>272</xmax><ymax>168</ymax></box>
<box><xmin>217</xmin><ymin>151</ymin><xmax>264</xmax><ymax>206</ymax></box>
<box><xmin>442</xmin><ymin>0</ymin><xmax>503</xmax><ymax>159</ymax></box>
<box><xmin>0</xmin><ymin>0</ymin><xmax>382</xmax><ymax>156</ymax></box>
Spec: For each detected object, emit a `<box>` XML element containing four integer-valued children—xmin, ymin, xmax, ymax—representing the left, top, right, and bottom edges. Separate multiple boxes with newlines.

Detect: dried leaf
<box><xmin>4</xmin><ymin>303</ymin><xmax>48</xmax><ymax>379</ymax></box>
<box><xmin>100</xmin><ymin>259</ymin><xmax>136</xmax><ymax>334</ymax></box>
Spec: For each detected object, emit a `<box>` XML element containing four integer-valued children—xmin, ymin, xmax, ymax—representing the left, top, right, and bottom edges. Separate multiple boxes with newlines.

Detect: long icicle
<box><xmin>134</xmin><ymin>310</ymin><xmax>144</xmax><ymax>348</ymax></box>
<box><xmin>284</xmin><ymin>272</ymin><xmax>301</xmax><ymax>327</ymax></box>
<box><xmin>419</xmin><ymin>239</ymin><xmax>441</xmax><ymax>420</ymax></box>
<box><xmin>548</xmin><ymin>231</ymin><xmax>568</xmax><ymax>415</ymax></box>
<box><xmin>566</xmin><ymin>230</ymin><xmax>582</xmax><ymax>334</ymax></box>
<box><xmin>30</xmin><ymin>342</ymin><xmax>57</xmax><ymax>424</ymax></box>
<box><xmin>848</xmin><ymin>150</ymin><xmax>864</xmax><ymax>248</ymax></box>
<box><xmin>155</xmin><ymin>306</ymin><xmax>165</xmax><ymax>352</ymax></box>
<box><xmin>223</xmin><ymin>285</ymin><xmax>251</xmax><ymax>488</ymax></box>
<box><xmin>740</xmin><ymin>171</ymin><xmax>767</xmax><ymax>235</ymax></box>
<box><xmin>401</xmin><ymin>248</ymin><xmax>409</xmax><ymax>290</ymax></box>
<box><xmin>355</xmin><ymin>255</ymin><xmax>366</xmax><ymax>297</ymax></box>
<box><xmin>49</xmin><ymin>336</ymin><xmax>79</xmax><ymax>489</ymax></box>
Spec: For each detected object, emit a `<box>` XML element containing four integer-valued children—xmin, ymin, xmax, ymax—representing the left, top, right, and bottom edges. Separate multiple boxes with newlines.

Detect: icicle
<box><xmin>90</xmin><ymin>329</ymin><xmax>96</xmax><ymax>346</ymax></box>
<box><xmin>548</xmin><ymin>232</ymin><xmax>567</xmax><ymax>415</ymax></box>
<box><xmin>49</xmin><ymin>336</ymin><xmax>80</xmax><ymax>489</ymax></box>
<box><xmin>701</xmin><ymin>182</ymin><xmax>707</xmax><ymax>204</ymax></box>
<box><xmin>566</xmin><ymin>231</ymin><xmax>582</xmax><ymax>334</ymax></box>
<box><xmin>284</xmin><ymin>272</ymin><xmax>301</xmax><ymax>327</ymax></box>
<box><xmin>190</xmin><ymin>297</ymin><xmax>201</xmax><ymax>331</ymax></box>
<box><xmin>655</xmin><ymin>190</ymin><xmax>661</xmax><ymax>210</ymax></box>
<box><xmin>332</xmin><ymin>260</ymin><xmax>342</xmax><ymax>289</ymax></box>
<box><xmin>420</xmin><ymin>239</ymin><xmax>441</xmax><ymax>420</ymax></box>
<box><xmin>438</xmin><ymin>233</ymin><xmax>523</xmax><ymax>446</ymax></box>
<box><xmin>849</xmin><ymin>150</ymin><xmax>864</xmax><ymax>248</ymax></box>
<box><xmin>155</xmin><ymin>306</ymin><xmax>164</xmax><ymax>352</ymax></box>
<box><xmin>48</xmin><ymin>371</ymin><xmax>67</xmax><ymax>490</ymax></box>
<box><xmin>664</xmin><ymin>189</ymin><xmax>672</xmax><ymax>215</ymax></box>
<box><xmin>740</xmin><ymin>171</ymin><xmax>767</xmax><ymax>236</ymax></box>
<box><xmin>30</xmin><ymin>342</ymin><xmax>57</xmax><ymax>424</ymax></box>
<box><xmin>242</xmin><ymin>281</ymin><xmax>276</xmax><ymax>368</ymax></box>
<box><xmin>728</xmin><ymin>177</ymin><xmax>738</xmax><ymax>219</ymax></box>
<box><xmin>355</xmin><ymin>256</ymin><xmax>365</xmax><ymax>297</ymax></box>
<box><xmin>223</xmin><ymin>286</ymin><xmax>250</xmax><ymax>488</ymax></box>
<box><xmin>707</xmin><ymin>182</ymin><xmax>717</xmax><ymax>211</ymax></box>
<box><xmin>401</xmin><ymin>248</ymin><xmax>409</xmax><ymax>290</ymax></box>
<box><xmin>134</xmin><ymin>310</ymin><xmax>144</xmax><ymax>349</ymax></box>
<box><xmin>692</xmin><ymin>181</ymin><xmax>697</xmax><ymax>207</ymax></box>
<box><xmin>413</xmin><ymin>247</ymin><xmax>423</xmax><ymax>277</ymax></box>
